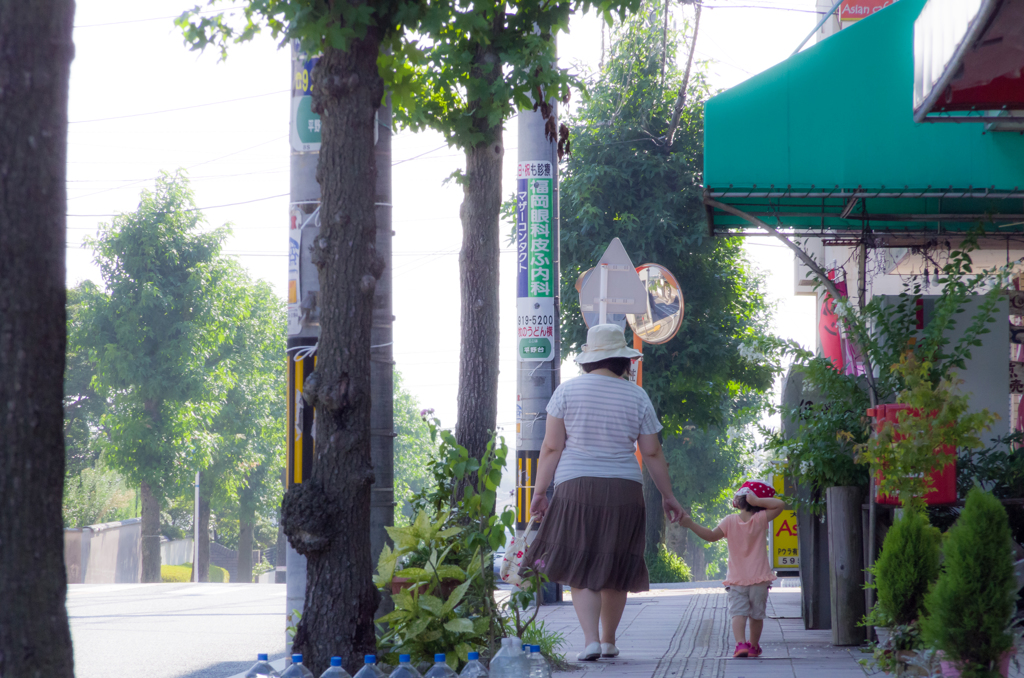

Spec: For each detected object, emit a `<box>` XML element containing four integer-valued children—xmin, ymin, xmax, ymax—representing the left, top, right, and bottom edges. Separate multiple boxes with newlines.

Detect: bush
<box><xmin>922</xmin><ymin>488</ymin><xmax>1016</xmax><ymax>677</ymax></box>
<box><xmin>62</xmin><ymin>465</ymin><xmax>135</xmax><ymax>528</ymax></box>
<box><xmin>645</xmin><ymin>545</ymin><xmax>691</xmax><ymax>583</ymax></box>
<box><xmin>160</xmin><ymin>563</ymin><xmax>230</xmax><ymax>583</ymax></box>
<box><xmin>873</xmin><ymin>508</ymin><xmax>941</xmax><ymax>626</ymax></box>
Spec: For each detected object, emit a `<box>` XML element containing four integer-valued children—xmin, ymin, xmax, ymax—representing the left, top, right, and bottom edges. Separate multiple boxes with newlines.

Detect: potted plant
<box><xmin>922</xmin><ymin>487</ymin><xmax>1017</xmax><ymax>678</ymax></box>
<box><xmin>861</xmin><ymin>508</ymin><xmax>942</xmax><ymax>675</ymax></box>
<box><xmin>858</xmin><ymin>352</ymin><xmax>997</xmax><ymax>512</ymax></box>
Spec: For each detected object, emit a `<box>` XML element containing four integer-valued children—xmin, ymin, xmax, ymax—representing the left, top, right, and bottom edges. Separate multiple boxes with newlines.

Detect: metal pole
<box><xmin>791</xmin><ymin>0</ymin><xmax>843</xmax><ymax>57</ymax></box>
<box><xmin>599</xmin><ymin>264</ymin><xmax>608</xmax><ymax>325</ymax></box>
<box><xmin>369</xmin><ymin>99</ymin><xmax>395</xmax><ymax>605</ymax></box>
<box><xmin>515</xmin><ymin>49</ymin><xmax>561</xmax><ymax>605</ymax></box>
<box><xmin>193</xmin><ymin>472</ymin><xmax>200</xmax><ymax>583</ymax></box>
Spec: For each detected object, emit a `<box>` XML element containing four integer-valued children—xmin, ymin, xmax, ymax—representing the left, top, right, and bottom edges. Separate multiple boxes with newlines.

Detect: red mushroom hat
<box><xmin>735</xmin><ymin>480</ymin><xmax>775</xmax><ymax>499</ymax></box>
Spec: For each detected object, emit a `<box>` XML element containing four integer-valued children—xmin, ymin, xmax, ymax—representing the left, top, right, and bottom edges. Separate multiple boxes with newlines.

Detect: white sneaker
<box><xmin>601</xmin><ymin>643</ymin><xmax>619</xmax><ymax>658</ymax></box>
<box><xmin>577</xmin><ymin>642</ymin><xmax>601</xmax><ymax>661</ymax></box>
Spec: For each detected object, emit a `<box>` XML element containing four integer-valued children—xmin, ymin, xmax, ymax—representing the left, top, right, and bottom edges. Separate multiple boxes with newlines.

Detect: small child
<box><xmin>680</xmin><ymin>480</ymin><xmax>785</xmax><ymax>658</ymax></box>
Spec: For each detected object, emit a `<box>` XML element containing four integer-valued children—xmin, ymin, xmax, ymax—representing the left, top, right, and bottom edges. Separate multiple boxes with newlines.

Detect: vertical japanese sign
<box><xmin>770</xmin><ymin>474</ymin><xmax>799</xmax><ymax>570</ymax></box>
<box><xmin>287</xmin><ymin>209</ymin><xmax>302</xmax><ymax>336</ymax></box>
<box><xmin>290</xmin><ymin>55</ymin><xmax>321</xmax><ymax>152</ymax></box>
<box><xmin>516</xmin><ymin>161</ymin><xmax>555</xmax><ymax>362</ymax></box>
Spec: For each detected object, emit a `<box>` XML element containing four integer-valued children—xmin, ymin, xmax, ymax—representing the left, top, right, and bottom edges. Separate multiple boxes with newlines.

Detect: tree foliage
<box><xmin>394</xmin><ymin>372</ymin><xmax>435</xmax><ymax>524</ymax></box>
<box><xmin>81</xmin><ymin>171</ymin><xmax>240</xmax><ymax>497</ymax></box>
<box><xmin>558</xmin><ymin>6</ymin><xmax>780</xmax><ymax>434</ymax></box>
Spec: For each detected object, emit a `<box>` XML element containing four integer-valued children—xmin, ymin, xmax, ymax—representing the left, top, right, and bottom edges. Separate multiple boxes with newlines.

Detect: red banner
<box><xmin>839</xmin><ymin>0</ymin><xmax>896</xmax><ymax>21</ymax></box>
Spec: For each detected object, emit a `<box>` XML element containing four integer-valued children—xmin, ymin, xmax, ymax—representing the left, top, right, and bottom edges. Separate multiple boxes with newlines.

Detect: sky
<box><xmin>66</xmin><ymin>0</ymin><xmax>820</xmax><ymax>475</ymax></box>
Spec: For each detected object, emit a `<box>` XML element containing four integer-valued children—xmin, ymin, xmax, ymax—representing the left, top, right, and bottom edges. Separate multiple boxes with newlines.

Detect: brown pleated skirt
<box><xmin>522</xmin><ymin>476</ymin><xmax>649</xmax><ymax>593</ymax></box>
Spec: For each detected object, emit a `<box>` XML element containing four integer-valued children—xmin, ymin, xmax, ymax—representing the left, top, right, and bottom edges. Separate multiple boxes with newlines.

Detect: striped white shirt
<box><xmin>547</xmin><ymin>373</ymin><xmax>663</xmax><ymax>486</ymax></box>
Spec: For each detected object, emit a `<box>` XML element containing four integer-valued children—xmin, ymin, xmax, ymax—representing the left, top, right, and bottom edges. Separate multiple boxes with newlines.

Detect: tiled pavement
<box><xmin>530</xmin><ymin>584</ymin><xmax>868</xmax><ymax>678</ymax></box>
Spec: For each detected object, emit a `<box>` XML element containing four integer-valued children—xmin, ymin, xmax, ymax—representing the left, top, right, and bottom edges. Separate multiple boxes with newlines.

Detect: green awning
<box><xmin>703</xmin><ymin>0</ymin><xmax>1024</xmax><ymax>236</ymax></box>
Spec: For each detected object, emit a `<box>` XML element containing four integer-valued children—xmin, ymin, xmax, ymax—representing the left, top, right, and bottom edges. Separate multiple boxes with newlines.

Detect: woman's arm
<box><xmin>680</xmin><ymin>514</ymin><xmax>725</xmax><ymax>542</ymax></box>
<box><xmin>747</xmin><ymin>494</ymin><xmax>786</xmax><ymax>521</ymax></box>
<box><xmin>529</xmin><ymin>414</ymin><xmax>565</xmax><ymax>521</ymax></box>
<box><xmin>637</xmin><ymin>433</ymin><xmax>685</xmax><ymax>523</ymax></box>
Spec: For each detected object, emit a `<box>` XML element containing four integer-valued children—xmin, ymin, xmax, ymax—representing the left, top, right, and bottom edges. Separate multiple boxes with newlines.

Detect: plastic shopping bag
<box><xmin>499</xmin><ymin>516</ymin><xmax>537</xmax><ymax>587</ymax></box>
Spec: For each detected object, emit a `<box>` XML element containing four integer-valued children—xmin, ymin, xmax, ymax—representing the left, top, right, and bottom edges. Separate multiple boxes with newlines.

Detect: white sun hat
<box><xmin>575</xmin><ymin>324</ymin><xmax>643</xmax><ymax>364</ymax></box>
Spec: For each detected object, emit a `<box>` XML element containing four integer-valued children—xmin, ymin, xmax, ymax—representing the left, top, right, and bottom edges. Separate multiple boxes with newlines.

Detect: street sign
<box><xmin>576</xmin><ymin>268</ymin><xmax>627</xmax><ymax>329</ymax></box>
<box><xmin>290</xmin><ymin>56</ymin><xmax>321</xmax><ymax>152</ymax></box>
<box><xmin>516</xmin><ymin>161</ymin><xmax>555</xmax><ymax>361</ymax></box>
<box><xmin>578</xmin><ymin>238</ymin><xmax>647</xmax><ymax>324</ymax></box>
<box><xmin>770</xmin><ymin>475</ymin><xmax>799</xmax><ymax>571</ymax></box>
<box><xmin>628</xmin><ymin>264</ymin><xmax>684</xmax><ymax>345</ymax></box>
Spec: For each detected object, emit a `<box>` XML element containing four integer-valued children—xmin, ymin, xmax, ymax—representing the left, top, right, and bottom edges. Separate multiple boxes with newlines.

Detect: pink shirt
<box><xmin>717</xmin><ymin>512</ymin><xmax>777</xmax><ymax>586</ymax></box>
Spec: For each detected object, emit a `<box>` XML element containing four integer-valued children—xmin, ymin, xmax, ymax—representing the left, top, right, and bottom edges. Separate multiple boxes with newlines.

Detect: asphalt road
<box><xmin>67</xmin><ymin>583</ymin><xmax>288</xmax><ymax>678</ymax></box>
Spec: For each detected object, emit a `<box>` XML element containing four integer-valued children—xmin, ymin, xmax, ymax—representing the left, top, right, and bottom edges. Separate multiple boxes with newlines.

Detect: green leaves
<box><xmin>856</xmin><ymin>352</ymin><xmax>997</xmax><ymax>511</ymax></box>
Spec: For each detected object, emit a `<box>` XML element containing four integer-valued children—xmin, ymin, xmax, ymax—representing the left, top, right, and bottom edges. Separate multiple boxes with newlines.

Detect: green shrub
<box><xmin>160</xmin><ymin>563</ymin><xmax>230</xmax><ymax>583</ymax></box>
<box><xmin>645</xmin><ymin>545</ymin><xmax>691</xmax><ymax>583</ymax></box>
<box><xmin>922</xmin><ymin>488</ymin><xmax>1016</xmax><ymax>677</ymax></box>
<box><xmin>873</xmin><ymin>508</ymin><xmax>941</xmax><ymax>626</ymax></box>
<box><xmin>161</xmin><ymin>565</ymin><xmax>192</xmax><ymax>583</ymax></box>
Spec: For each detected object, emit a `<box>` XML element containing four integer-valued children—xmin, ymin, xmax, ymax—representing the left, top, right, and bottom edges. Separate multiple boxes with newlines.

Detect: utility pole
<box><xmin>515</xmin><ymin>82</ymin><xmax>560</xmax><ymax>604</ymax></box>
<box><xmin>285</xmin><ymin>41</ymin><xmax>320</xmax><ymax>651</ymax></box>
<box><xmin>285</xmin><ymin>43</ymin><xmax>395</xmax><ymax>648</ymax></box>
<box><xmin>369</xmin><ymin>99</ymin><xmax>395</xmax><ymax>581</ymax></box>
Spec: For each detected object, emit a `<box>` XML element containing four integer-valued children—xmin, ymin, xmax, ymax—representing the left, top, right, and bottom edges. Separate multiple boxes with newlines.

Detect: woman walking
<box><xmin>523</xmin><ymin>323</ymin><xmax>685</xmax><ymax>661</ymax></box>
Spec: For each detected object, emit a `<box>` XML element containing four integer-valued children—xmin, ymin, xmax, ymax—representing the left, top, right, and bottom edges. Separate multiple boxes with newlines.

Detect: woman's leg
<box><xmin>599</xmin><ymin>589</ymin><xmax>628</xmax><ymax>644</ymax></box>
<box><xmin>570</xmin><ymin>587</ymin><xmax>602</xmax><ymax>647</ymax></box>
<box><xmin>731</xmin><ymin>616</ymin><xmax>748</xmax><ymax>644</ymax></box>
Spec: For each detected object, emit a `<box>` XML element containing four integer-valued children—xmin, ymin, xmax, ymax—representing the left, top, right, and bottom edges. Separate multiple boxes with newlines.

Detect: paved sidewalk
<box><xmin>534</xmin><ymin>585</ymin><xmax>866</xmax><ymax>678</ymax></box>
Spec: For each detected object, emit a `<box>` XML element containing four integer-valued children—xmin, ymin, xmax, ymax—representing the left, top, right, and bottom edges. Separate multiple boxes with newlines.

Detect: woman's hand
<box><xmin>530</xmin><ymin>492</ymin><xmax>550</xmax><ymax>522</ymax></box>
<box><xmin>662</xmin><ymin>495</ymin><xmax>685</xmax><ymax>524</ymax></box>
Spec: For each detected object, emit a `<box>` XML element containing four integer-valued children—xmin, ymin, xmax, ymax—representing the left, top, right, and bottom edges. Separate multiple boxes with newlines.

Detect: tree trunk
<box><xmin>280</xmin><ymin>32</ymin><xmax>383</xmax><ymax>678</ymax></box>
<box><xmin>238</xmin><ymin>517</ymin><xmax>254</xmax><ymax>584</ymax></box>
<box><xmin>685</xmin><ymin>532</ymin><xmax>706</xmax><ymax>582</ymax></box>
<box><xmin>238</xmin><ymin>478</ymin><xmax>256</xmax><ymax>584</ymax></box>
<box><xmin>197</xmin><ymin>495</ymin><xmax>210</xmax><ymax>582</ymax></box>
<box><xmin>140</xmin><ymin>481</ymin><xmax>162</xmax><ymax>583</ymax></box>
<box><xmin>642</xmin><ymin>465</ymin><xmax>664</xmax><ymax>557</ymax></box>
<box><xmin>454</xmin><ymin>43</ymin><xmax>503</xmax><ymax>490</ymax></box>
<box><xmin>0</xmin><ymin>3</ymin><xmax>76</xmax><ymax>675</ymax></box>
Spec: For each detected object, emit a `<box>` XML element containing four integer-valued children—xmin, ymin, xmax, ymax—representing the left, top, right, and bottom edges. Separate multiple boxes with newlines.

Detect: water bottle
<box><xmin>321</xmin><ymin>657</ymin><xmax>352</xmax><ymax>678</ymax></box>
<box><xmin>353</xmin><ymin>656</ymin><xmax>385</xmax><ymax>678</ymax></box>
<box><xmin>423</xmin><ymin>654</ymin><xmax>457</xmax><ymax>678</ymax></box>
<box><xmin>511</xmin><ymin>640</ymin><xmax>529</xmax><ymax>676</ymax></box>
<box><xmin>458</xmin><ymin>652</ymin><xmax>488</xmax><ymax>678</ymax></box>
<box><xmin>245</xmin><ymin>654</ymin><xmax>280</xmax><ymax>678</ymax></box>
<box><xmin>389</xmin><ymin>654</ymin><xmax>422</xmax><ymax>678</ymax></box>
<box><xmin>527</xmin><ymin>646</ymin><xmax>550</xmax><ymax>678</ymax></box>
<box><xmin>488</xmin><ymin>639</ymin><xmax>515</xmax><ymax>678</ymax></box>
<box><xmin>282</xmin><ymin>655</ymin><xmax>315</xmax><ymax>678</ymax></box>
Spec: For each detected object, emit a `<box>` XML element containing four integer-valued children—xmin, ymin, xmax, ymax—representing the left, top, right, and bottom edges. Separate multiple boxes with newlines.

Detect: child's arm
<box><xmin>680</xmin><ymin>514</ymin><xmax>724</xmax><ymax>542</ymax></box>
<box><xmin>747</xmin><ymin>494</ymin><xmax>786</xmax><ymax>521</ymax></box>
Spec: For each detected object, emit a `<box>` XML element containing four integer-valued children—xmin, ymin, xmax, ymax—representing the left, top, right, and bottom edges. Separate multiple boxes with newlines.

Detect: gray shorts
<box><xmin>726</xmin><ymin>582</ymin><xmax>770</xmax><ymax>620</ymax></box>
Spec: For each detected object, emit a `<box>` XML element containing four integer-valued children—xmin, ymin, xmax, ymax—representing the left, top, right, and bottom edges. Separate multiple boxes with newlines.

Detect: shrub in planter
<box><xmin>874</xmin><ymin>508</ymin><xmax>941</xmax><ymax>627</ymax></box>
<box><xmin>922</xmin><ymin>488</ymin><xmax>1016</xmax><ymax>678</ymax></box>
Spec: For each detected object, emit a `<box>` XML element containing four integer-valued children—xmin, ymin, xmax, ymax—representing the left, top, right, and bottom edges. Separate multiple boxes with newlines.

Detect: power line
<box><xmin>67</xmin><ymin>135</ymin><xmax>287</xmax><ymax>202</ymax></box>
<box><xmin>703</xmin><ymin>3</ymin><xmax>823</xmax><ymax>13</ymax></box>
<box><xmin>73</xmin><ymin>6</ymin><xmax>245</xmax><ymax>29</ymax></box>
<box><xmin>70</xmin><ymin>91</ymin><xmax>288</xmax><ymax>124</ymax></box>
<box><xmin>66</xmin><ymin>193</ymin><xmax>288</xmax><ymax>218</ymax></box>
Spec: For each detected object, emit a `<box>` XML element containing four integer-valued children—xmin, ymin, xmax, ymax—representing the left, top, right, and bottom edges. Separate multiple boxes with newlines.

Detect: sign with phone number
<box><xmin>517</xmin><ymin>298</ymin><xmax>554</xmax><ymax>361</ymax></box>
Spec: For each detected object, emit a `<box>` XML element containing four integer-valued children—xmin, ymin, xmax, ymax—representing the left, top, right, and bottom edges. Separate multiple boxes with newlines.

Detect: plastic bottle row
<box><xmin>244</xmin><ymin>638</ymin><xmax>551</xmax><ymax>678</ymax></box>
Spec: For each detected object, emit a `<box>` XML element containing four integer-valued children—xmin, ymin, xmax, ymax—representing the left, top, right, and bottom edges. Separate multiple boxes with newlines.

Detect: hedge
<box><xmin>160</xmin><ymin>563</ymin><xmax>229</xmax><ymax>583</ymax></box>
